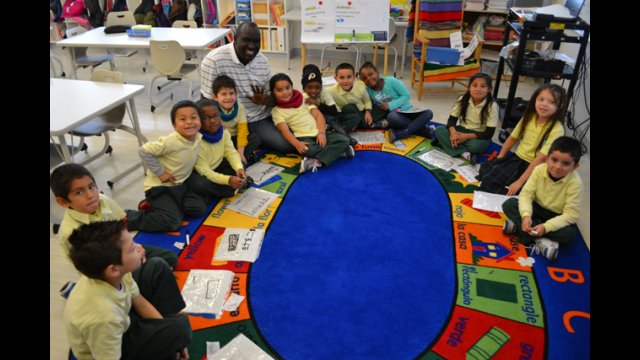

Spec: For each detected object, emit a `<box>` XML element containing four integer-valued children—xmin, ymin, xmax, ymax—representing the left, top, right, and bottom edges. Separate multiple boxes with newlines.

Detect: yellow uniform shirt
<box><xmin>326</xmin><ymin>80</ymin><xmax>372</xmax><ymax>112</ymax></box>
<box><xmin>64</xmin><ymin>273</ymin><xmax>140</xmax><ymax>360</ymax></box>
<box><xmin>510</xmin><ymin>115</ymin><xmax>564</xmax><ymax>162</ymax></box>
<box><xmin>272</xmin><ymin>102</ymin><xmax>319</xmax><ymax>138</ymax></box>
<box><xmin>220</xmin><ymin>103</ymin><xmax>249</xmax><ymax>148</ymax></box>
<box><xmin>141</xmin><ymin>131</ymin><xmax>202</xmax><ymax>191</ymax></box>
<box><xmin>58</xmin><ymin>193</ymin><xmax>125</xmax><ymax>259</ymax></box>
<box><xmin>519</xmin><ymin>163</ymin><xmax>583</xmax><ymax>232</ymax></box>
<box><xmin>195</xmin><ymin>130</ymin><xmax>244</xmax><ymax>185</ymax></box>
<box><xmin>450</xmin><ymin>97</ymin><xmax>499</xmax><ymax>132</ymax></box>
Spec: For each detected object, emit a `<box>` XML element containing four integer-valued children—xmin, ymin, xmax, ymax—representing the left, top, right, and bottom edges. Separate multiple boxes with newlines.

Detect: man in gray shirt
<box><xmin>200</xmin><ymin>22</ymin><xmax>294</xmax><ymax>156</ymax></box>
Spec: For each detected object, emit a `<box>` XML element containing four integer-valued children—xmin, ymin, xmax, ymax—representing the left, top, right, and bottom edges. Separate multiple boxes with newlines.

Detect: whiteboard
<box><xmin>301</xmin><ymin>0</ymin><xmax>390</xmax><ymax>44</ymax></box>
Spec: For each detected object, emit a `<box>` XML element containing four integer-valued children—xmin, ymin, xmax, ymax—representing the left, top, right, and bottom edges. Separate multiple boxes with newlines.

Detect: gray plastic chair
<box><xmin>65</xmin><ymin>26</ymin><xmax>115</xmax><ymax>72</ymax></box>
<box><xmin>70</xmin><ymin>70</ymin><xmax>129</xmax><ymax>164</ymax></box>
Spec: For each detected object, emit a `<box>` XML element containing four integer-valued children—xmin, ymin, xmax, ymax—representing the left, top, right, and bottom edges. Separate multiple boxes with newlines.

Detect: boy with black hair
<box><xmin>51</xmin><ymin>163</ymin><xmax>177</xmax><ymax>298</ymax></box>
<box><xmin>125</xmin><ymin>100</ymin><xmax>209</xmax><ymax>232</ymax></box>
<box><xmin>501</xmin><ymin>136</ymin><xmax>583</xmax><ymax>261</ymax></box>
<box><xmin>326</xmin><ymin>62</ymin><xmax>388</xmax><ymax>131</ymax></box>
<box><xmin>64</xmin><ymin>220</ymin><xmax>191</xmax><ymax>360</ymax></box>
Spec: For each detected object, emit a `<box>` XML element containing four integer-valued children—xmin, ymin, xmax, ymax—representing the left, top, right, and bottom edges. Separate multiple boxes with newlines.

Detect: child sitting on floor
<box><xmin>501</xmin><ymin>136</ymin><xmax>583</xmax><ymax>261</ymax></box>
<box><xmin>270</xmin><ymin>73</ymin><xmax>354</xmax><ymax>174</ymax></box>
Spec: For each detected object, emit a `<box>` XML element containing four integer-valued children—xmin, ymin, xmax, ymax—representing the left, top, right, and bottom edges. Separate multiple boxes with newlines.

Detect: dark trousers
<box><xmin>434</xmin><ymin>125</ymin><xmax>490</xmax><ymax>157</ymax></box>
<box><xmin>299</xmin><ymin>132</ymin><xmax>350</xmax><ymax>166</ymax></box>
<box><xmin>341</xmin><ymin>104</ymin><xmax>386</xmax><ymax>129</ymax></box>
<box><xmin>387</xmin><ymin>109</ymin><xmax>433</xmax><ymax>137</ymax></box>
<box><xmin>188</xmin><ymin>161</ymin><xmax>237</xmax><ymax>202</ymax></box>
<box><xmin>122</xmin><ymin>257</ymin><xmax>191</xmax><ymax>360</ymax></box>
<box><xmin>249</xmin><ymin>117</ymin><xmax>296</xmax><ymax>154</ymax></box>
<box><xmin>126</xmin><ymin>172</ymin><xmax>208</xmax><ymax>232</ymax></box>
<box><xmin>502</xmin><ymin>197</ymin><xmax>578</xmax><ymax>245</ymax></box>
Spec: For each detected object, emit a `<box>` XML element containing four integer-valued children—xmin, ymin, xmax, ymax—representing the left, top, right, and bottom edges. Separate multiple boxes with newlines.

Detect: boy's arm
<box><xmin>194</xmin><ymin>149</ymin><xmax>233</xmax><ymax>186</ymax></box>
<box><xmin>543</xmin><ymin>180</ymin><xmax>582</xmax><ymax>233</ymax></box>
<box><xmin>132</xmin><ymin>294</ymin><xmax>163</xmax><ymax>319</ymax></box>
<box><xmin>518</xmin><ymin>166</ymin><xmax>538</xmax><ymax>232</ymax></box>
<box><xmin>139</xmin><ymin>146</ymin><xmax>176</xmax><ymax>184</ymax></box>
<box><xmin>223</xmin><ymin>132</ymin><xmax>244</xmax><ymax>172</ymax></box>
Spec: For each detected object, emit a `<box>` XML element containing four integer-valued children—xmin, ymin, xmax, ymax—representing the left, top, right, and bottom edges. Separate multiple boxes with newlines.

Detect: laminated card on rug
<box><xmin>245</xmin><ymin>161</ymin><xmax>285</xmax><ymax>186</ymax></box>
<box><xmin>227</xmin><ymin>188</ymin><xmax>278</xmax><ymax>217</ymax></box>
<box><xmin>181</xmin><ymin>270</ymin><xmax>234</xmax><ymax>317</ymax></box>
<box><xmin>349</xmin><ymin>131</ymin><xmax>387</xmax><ymax>144</ymax></box>
<box><xmin>214</xmin><ymin>228</ymin><xmax>265</xmax><ymax>263</ymax></box>
<box><xmin>472</xmin><ymin>190</ymin><xmax>516</xmax><ymax>213</ymax></box>
<box><xmin>417</xmin><ymin>149</ymin><xmax>464</xmax><ymax>171</ymax></box>
<box><xmin>208</xmin><ymin>333</ymin><xmax>275</xmax><ymax>360</ymax></box>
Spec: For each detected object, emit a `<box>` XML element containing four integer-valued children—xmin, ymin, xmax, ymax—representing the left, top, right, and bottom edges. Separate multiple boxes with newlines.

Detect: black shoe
<box><xmin>242</xmin><ymin>176</ymin><xmax>255</xmax><ymax>189</ymax></box>
<box><xmin>431</xmin><ymin>138</ymin><xmax>440</xmax><ymax>147</ymax></box>
<box><xmin>349</xmin><ymin>137</ymin><xmax>358</xmax><ymax>147</ymax></box>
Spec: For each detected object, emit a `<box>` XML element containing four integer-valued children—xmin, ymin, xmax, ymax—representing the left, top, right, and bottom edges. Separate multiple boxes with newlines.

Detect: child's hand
<box><xmin>295</xmin><ymin>140</ymin><xmax>309</xmax><ymax>154</ymax></box>
<box><xmin>176</xmin><ymin>347</ymin><xmax>189</xmax><ymax>360</ymax></box>
<box><xmin>364</xmin><ymin>111</ymin><xmax>373</xmax><ymax>126</ymax></box>
<box><xmin>249</xmin><ymin>85</ymin><xmax>267</xmax><ymax>105</ymax></box>
<box><xmin>379</xmin><ymin>102</ymin><xmax>390</xmax><ymax>111</ymax></box>
<box><xmin>316</xmin><ymin>132</ymin><xmax>327</xmax><ymax>147</ymax></box>
<box><xmin>529</xmin><ymin>224</ymin><xmax>546</xmax><ymax>237</ymax></box>
<box><xmin>228</xmin><ymin>176</ymin><xmax>245</xmax><ymax>189</ymax></box>
<box><xmin>506</xmin><ymin>179</ymin><xmax>524</xmax><ymax>196</ymax></box>
<box><xmin>305</xmin><ymin>97</ymin><xmax>320</xmax><ymax>106</ymax></box>
<box><xmin>237</xmin><ymin>147</ymin><xmax>247</xmax><ymax>164</ymax></box>
<box><xmin>159</xmin><ymin>171</ymin><xmax>177</xmax><ymax>184</ymax></box>
<box><xmin>135</xmin><ymin>243</ymin><xmax>147</xmax><ymax>264</ymax></box>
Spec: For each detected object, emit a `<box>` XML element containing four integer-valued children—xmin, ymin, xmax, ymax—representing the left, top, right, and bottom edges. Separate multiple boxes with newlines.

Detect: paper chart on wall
<box><xmin>301</xmin><ymin>0</ymin><xmax>336</xmax><ymax>43</ymax></box>
<box><xmin>301</xmin><ymin>0</ymin><xmax>390</xmax><ymax>43</ymax></box>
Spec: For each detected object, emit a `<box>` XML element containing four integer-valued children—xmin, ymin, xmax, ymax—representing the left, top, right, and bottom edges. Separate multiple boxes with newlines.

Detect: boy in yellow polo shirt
<box><xmin>125</xmin><ymin>100</ymin><xmax>208</xmax><ymax>232</ymax></box>
<box><xmin>326</xmin><ymin>62</ymin><xmax>388</xmax><ymax>131</ymax></box>
<box><xmin>64</xmin><ymin>220</ymin><xmax>191</xmax><ymax>360</ymax></box>
<box><xmin>501</xmin><ymin>136</ymin><xmax>583</xmax><ymax>261</ymax></box>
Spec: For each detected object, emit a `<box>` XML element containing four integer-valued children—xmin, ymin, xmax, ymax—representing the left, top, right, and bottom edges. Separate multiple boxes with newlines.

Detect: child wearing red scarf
<box><xmin>269</xmin><ymin>73</ymin><xmax>354</xmax><ymax>174</ymax></box>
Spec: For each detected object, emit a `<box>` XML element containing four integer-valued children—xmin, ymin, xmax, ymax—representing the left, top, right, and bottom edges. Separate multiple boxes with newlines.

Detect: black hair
<box><xmin>548</xmin><ymin>136</ymin><xmax>582</xmax><ymax>164</ymax></box>
<box><xmin>269</xmin><ymin>73</ymin><xmax>293</xmax><ymax>94</ymax></box>
<box><xmin>68</xmin><ymin>220</ymin><xmax>127</xmax><ymax>281</ymax></box>
<box><xmin>170</xmin><ymin>100</ymin><xmax>200</xmax><ymax>125</ymax></box>
<box><xmin>335</xmin><ymin>62</ymin><xmax>355</xmax><ymax>75</ymax></box>
<box><xmin>358</xmin><ymin>61</ymin><xmax>378</xmax><ymax>76</ymax></box>
<box><xmin>518</xmin><ymin>84</ymin><xmax>567</xmax><ymax>153</ymax></box>
<box><xmin>457</xmin><ymin>72</ymin><xmax>494</xmax><ymax>126</ymax></box>
<box><xmin>50</xmin><ymin>164</ymin><xmax>95</xmax><ymax>201</ymax></box>
<box><xmin>212</xmin><ymin>75</ymin><xmax>237</xmax><ymax>96</ymax></box>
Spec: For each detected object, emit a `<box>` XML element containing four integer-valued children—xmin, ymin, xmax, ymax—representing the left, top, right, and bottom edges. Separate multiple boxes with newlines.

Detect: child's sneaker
<box><xmin>371</xmin><ymin>119</ymin><xmax>389</xmax><ymax>129</ymax></box>
<box><xmin>388</xmin><ymin>129</ymin><xmax>397</xmax><ymax>143</ymax></box>
<box><xmin>461</xmin><ymin>152</ymin><xmax>477</xmax><ymax>165</ymax></box>
<box><xmin>426</xmin><ymin>124</ymin><xmax>437</xmax><ymax>138</ymax></box>
<box><xmin>60</xmin><ymin>281</ymin><xmax>76</xmax><ymax>299</ymax></box>
<box><xmin>138</xmin><ymin>199</ymin><xmax>153</xmax><ymax>212</ymax></box>
<box><xmin>341</xmin><ymin>145</ymin><xmax>355</xmax><ymax>159</ymax></box>
<box><xmin>532</xmin><ymin>238</ymin><xmax>559</xmax><ymax>261</ymax></box>
<box><xmin>299</xmin><ymin>157</ymin><xmax>321</xmax><ymax>173</ymax></box>
<box><xmin>502</xmin><ymin>218</ymin><xmax>517</xmax><ymax>234</ymax></box>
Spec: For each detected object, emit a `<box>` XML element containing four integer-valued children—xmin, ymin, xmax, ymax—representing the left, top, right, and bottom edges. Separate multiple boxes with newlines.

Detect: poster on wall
<box><xmin>301</xmin><ymin>0</ymin><xmax>390</xmax><ymax>43</ymax></box>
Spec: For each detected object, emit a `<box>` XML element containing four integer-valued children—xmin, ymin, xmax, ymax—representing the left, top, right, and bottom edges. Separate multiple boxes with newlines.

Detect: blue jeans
<box><xmin>387</xmin><ymin>109</ymin><xmax>433</xmax><ymax>136</ymax></box>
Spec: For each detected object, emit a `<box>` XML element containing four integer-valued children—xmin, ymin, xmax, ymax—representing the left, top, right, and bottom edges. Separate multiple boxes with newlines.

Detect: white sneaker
<box><xmin>532</xmin><ymin>238</ymin><xmax>559</xmax><ymax>261</ymax></box>
<box><xmin>299</xmin><ymin>157</ymin><xmax>321</xmax><ymax>173</ymax></box>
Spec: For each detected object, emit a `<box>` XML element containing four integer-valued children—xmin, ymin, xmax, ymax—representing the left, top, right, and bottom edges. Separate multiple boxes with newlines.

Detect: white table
<box><xmin>57</xmin><ymin>27</ymin><xmax>230</xmax><ymax>78</ymax></box>
<box><xmin>50</xmin><ymin>78</ymin><xmax>146</xmax><ymax>184</ymax></box>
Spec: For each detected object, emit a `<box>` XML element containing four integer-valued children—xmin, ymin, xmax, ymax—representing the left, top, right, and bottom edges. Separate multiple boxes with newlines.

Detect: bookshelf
<box><xmin>202</xmin><ymin>0</ymin><xmax>288</xmax><ymax>54</ymax></box>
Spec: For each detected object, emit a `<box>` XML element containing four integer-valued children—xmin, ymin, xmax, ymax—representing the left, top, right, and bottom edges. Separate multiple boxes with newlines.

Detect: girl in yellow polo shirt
<box><xmin>269</xmin><ymin>73</ymin><xmax>353</xmax><ymax>174</ymax></box>
<box><xmin>477</xmin><ymin>83</ymin><xmax>567</xmax><ymax>195</ymax></box>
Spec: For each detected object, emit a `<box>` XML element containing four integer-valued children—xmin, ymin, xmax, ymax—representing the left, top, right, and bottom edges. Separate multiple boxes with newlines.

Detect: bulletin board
<box><xmin>300</xmin><ymin>0</ymin><xmax>390</xmax><ymax>44</ymax></box>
